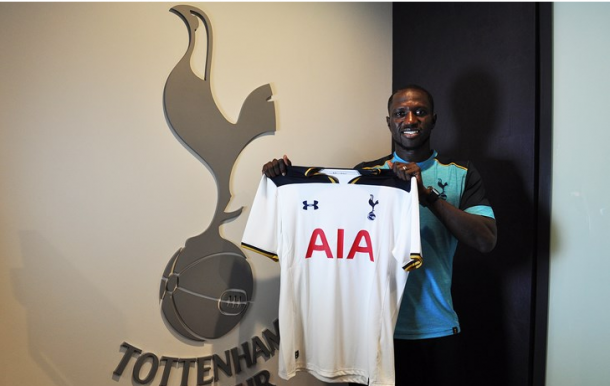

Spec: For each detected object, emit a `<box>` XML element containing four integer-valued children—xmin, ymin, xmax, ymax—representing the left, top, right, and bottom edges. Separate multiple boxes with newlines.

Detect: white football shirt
<box><xmin>241</xmin><ymin>167</ymin><xmax>422</xmax><ymax>385</ymax></box>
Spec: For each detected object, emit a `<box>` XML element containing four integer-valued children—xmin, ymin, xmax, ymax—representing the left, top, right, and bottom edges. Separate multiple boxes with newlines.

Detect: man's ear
<box><xmin>386</xmin><ymin>116</ymin><xmax>390</xmax><ymax>127</ymax></box>
<box><xmin>431</xmin><ymin>113</ymin><xmax>438</xmax><ymax>128</ymax></box>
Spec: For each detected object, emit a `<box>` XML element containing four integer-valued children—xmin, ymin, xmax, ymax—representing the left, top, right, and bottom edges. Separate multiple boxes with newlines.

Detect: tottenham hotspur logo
<box><xmin>368</xmin><ymin>194</ymin><xmax>379</xmax><ymax>221</ymax></box>
<box><xmin>159</xmin><ymin>5</ymin><xmax>275</xmax><ymax>341</ymax></box>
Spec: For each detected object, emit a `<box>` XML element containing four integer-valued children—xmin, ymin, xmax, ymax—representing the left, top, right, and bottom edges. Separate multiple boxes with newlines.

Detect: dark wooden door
<box><xmin>392</xmin><ymin>3</ymin><xmax>551</xmax><ymax>385</ymax></box>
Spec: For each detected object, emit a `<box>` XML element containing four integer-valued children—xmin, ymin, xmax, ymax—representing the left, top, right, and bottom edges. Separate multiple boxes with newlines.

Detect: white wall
<box><xmin>0</xmin><ymin>3</ymin><xmax>392</xmax><ymax>386</ymax></box>
<box><xmin>547</xmin><ymin>3</ymin><xmax>610</xmax><ymax>385</ymax></box>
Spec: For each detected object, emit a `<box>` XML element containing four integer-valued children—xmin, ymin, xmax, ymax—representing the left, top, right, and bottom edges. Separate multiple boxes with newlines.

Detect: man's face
<box><xmin>386</xmin><ymin>89</ymin><xmax>437</xmax><ymax>151</ymax></box>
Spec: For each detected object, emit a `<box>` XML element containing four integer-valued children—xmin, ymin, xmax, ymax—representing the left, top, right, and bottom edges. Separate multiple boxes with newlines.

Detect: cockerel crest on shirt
<box><xmin>368</xmin><ymin>194</ymin><xmax>379</xmax><ymax>221</ymax></box>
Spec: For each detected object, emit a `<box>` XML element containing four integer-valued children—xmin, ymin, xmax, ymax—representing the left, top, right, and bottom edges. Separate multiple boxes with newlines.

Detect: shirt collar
<box><xmin>392</xmin><ymin>150</ymin><xmax>437</xmax><ymax>171</ymax></box>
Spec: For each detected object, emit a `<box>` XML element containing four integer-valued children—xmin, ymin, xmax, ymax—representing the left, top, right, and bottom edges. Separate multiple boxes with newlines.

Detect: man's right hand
<box><xmin>262</xmin><ymin>155</ymin><xmax>292</xmax><ymax>177</ymax></box>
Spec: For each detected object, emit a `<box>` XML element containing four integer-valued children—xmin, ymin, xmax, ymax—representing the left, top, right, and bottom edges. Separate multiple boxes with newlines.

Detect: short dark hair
<box><xmin>387</xmin><ymin>84</ymin><xmax>435</xmax><ymax>114</ymax></box>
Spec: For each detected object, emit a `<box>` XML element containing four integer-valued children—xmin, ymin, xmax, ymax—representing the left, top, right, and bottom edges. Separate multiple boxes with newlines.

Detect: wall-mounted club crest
<box><xmin>159</xmin><ymin>5</ymin><xmax>276</xmax><ymax>341</ymax></box>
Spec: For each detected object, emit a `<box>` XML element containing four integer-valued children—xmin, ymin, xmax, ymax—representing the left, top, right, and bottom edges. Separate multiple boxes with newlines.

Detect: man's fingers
<box><xmin>274</xmin><ymin>159</ymin><xmax>286</xmax><ymax>176</ymax></box>
<box><xmin>262</xmin><ymin>159</ymin><xmax>279</xmax><ymax>177</ymax></box>
<box><xmin>393</xmin><ymin>162</ymin><xmax>421</xmax><ymax>182</ymax></box>
<box><xmin>262</xmin><ymin>157</ymin><xmax>291</xmax><ymax>177</ymax></box>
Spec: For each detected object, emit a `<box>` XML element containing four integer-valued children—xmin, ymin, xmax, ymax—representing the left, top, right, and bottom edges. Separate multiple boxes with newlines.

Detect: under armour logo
<box><xmin>437</xmin><ymin>179</ymin><xmax>448</xmax><ymax>200</ymax></box>
<box><xmin>368</xmin><ymin>194</ymin><xmax>379</xmax><ymax>221</ymax></box>
<box><xmin>303</xmin><ymin>200</ymin><xmax>319</xmax><ymax>210</ymax></box>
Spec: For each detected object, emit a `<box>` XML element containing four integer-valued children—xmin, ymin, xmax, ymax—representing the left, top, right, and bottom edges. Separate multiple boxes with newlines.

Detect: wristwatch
<box><xmin>422</xmin><ymin>187</ymin><xmax>441</xmax><ymax>207</ymax></box>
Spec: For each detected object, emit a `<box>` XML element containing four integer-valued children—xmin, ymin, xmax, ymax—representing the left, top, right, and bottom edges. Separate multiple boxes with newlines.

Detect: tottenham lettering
<box><xmin>114</xmin><ymin>321</ymin><xmax>279</xmax><ymax>386</ymax></box>
<box><xmin>306</xmin><ymin>228</ymin><xmax>375</xmax><ymax>261</ymax></box>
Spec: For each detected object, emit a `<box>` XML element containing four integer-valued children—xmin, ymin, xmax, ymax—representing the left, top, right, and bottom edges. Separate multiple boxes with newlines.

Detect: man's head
<box><xmin>387</xmin><ymin>84</ymin><xmax>435</xmax><ymax>114</ymax></box>
<box><xmin>386</xmin><ymin>85</ymin><xmax>437</xmax><ymax>159</ymax></box>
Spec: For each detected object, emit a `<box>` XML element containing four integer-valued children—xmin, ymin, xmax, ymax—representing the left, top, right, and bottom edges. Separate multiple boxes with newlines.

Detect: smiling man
<box><xmin>354</xmin><ymin>85</ymin><xmax>497</xmax><ymax>386</ymax></box>
<box><xmin>386</xmin><ymin>86</ymin><xmax>437</xmax><ymax>156</ymax></box>
<box><xmin>261</xmin><ymin>84</ymin><xmax>497</xmax><ymax>386</ymax></box>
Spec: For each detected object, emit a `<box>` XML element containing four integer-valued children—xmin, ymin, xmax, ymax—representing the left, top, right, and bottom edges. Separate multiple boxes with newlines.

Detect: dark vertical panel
<box><xmin>392</xmin><ymin>3</ymin><xmax>549</xmax><ymax>386</ymax></box>
<box><xmin>532</xmin><ymin>3</ymin><xmax>552</xmax><ymax>386</ymax></box>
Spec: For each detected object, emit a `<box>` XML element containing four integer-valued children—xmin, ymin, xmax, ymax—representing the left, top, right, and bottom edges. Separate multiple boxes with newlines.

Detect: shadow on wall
<box><xmin>12</xmin><ymin>231</ymin><xmax>125</xmax><ymax>386</ymax></box>
<box><xmin>445</xmin><ymin>69</ymin><xmax>544</xmax><ymax>386</ymax></box>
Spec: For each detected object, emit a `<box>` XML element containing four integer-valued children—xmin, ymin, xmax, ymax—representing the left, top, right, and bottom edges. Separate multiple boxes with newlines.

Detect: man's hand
<box><xmin>262</xmin><ymin>155</ymin><xmax>292</xmax><ymax>177</ymax></box>
<box><xmin>392</xmin><ymin>162</ymin><xmax>425</xmax><ymax>199</ymax></box>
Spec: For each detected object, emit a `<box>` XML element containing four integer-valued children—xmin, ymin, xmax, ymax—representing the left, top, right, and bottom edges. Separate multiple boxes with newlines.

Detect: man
<box><xmin>262</xmin><ymin>85</ymin><xmax>497</xmax><ymax>386</ymax></box>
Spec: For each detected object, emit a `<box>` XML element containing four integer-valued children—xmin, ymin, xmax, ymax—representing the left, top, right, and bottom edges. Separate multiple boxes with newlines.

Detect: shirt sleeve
<box><xmin>459</xmin><ymin>162</ymin><xmax>495</xmax><ymax>219</ymax></box>
<box><xmin>241</xmin><ymin>176</ymin><xmax>280</xmax><ymax>261</ymax></box>
<box><xmin>394</xmin><ymin>177</ymin><xmax>423</xmax><ymax>271</ymax></box>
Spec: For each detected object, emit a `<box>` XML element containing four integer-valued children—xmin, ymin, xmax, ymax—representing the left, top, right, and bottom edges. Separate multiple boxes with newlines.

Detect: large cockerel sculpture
<box><xmin>159</xmin><ymin>5</ymin><xmax>276</xmax><ymax>341</ymax></box>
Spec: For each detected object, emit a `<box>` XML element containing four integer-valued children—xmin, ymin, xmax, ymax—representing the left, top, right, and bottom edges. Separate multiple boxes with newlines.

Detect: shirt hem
<box><xmin>283</xmin><ymin>367</ymin><xmax>371</xmax><ymax>385</ymax></box>
<box><xmin>395</xmin><ymin>326</ymin><xmax>461</xmax><ymax>340</ymax></box>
